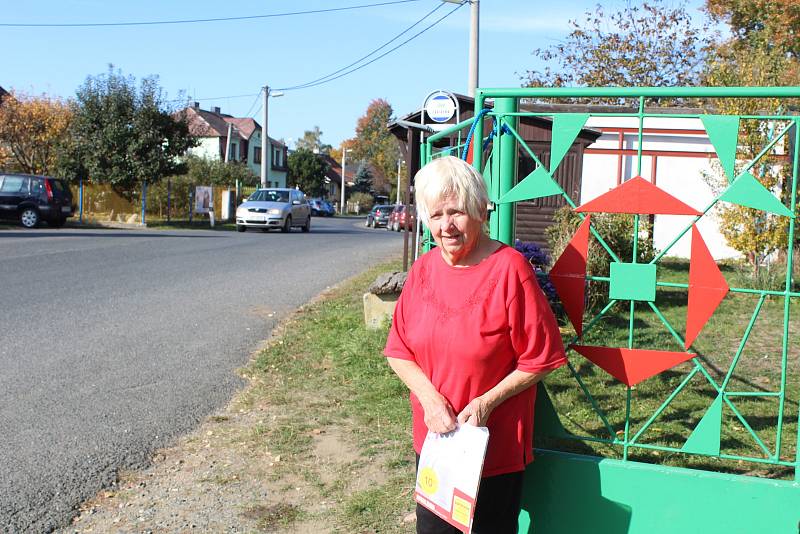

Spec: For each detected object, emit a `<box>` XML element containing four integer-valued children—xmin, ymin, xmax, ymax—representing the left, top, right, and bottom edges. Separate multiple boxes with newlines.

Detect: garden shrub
<box><xmin>546</xmin><ymin>206</ymin><xmax>656</xmax><ymax>311</ymax></box>
<box><xmin>349</xmin><ymin>192</ymin><xmax>375</xmax><ymax>214</ymax></box>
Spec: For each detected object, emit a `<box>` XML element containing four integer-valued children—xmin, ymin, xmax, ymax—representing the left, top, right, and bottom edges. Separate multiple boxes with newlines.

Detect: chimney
<box><xmin>213</xmin><ymin>106</ymin><xmax>221</xmax><ymax>114</ymax></box>
<box><xmin>193</xmin><ymin>101</ymin><xmax>200</xmax><ymax>109</ymax></box>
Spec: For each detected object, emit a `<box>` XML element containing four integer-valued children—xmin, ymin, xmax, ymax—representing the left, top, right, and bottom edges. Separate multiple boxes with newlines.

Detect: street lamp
<box><xmin>341</xmin><ymin>148</ymin><xmax>353</xmax><ymax>214</ymax></box>
<box><xmin>261</xmin><ymin>85</ymin><xmax>284</xmax><ymax>188</ymax></box>
<box><xmin>441</xmin><ymin>0</ymin><xmax>479</xmax><ymax>97</ymax></box>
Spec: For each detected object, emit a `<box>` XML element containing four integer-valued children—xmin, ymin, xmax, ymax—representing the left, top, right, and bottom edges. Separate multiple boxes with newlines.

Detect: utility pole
<box><xmin>441</xmin><ymin>0</ymin><xmax>479</xmax><ymax>96</ymax></box>
<box><xmin>225</xmin><ymin>123</ymin><xmax>233</xmax><ymax>163</ymax></box>
<box><xmin>468</xmin><ymin>0</ymin><xmax>479</xmax><ymax>97</ymax></box>
<box><xmin>340</xmin><ymin>148</ymin><xmax>352</xmax><ymax>214</ymax></box>
<box><xmin>260</xmin><ymin>86</ymin><xmax>269</xmax><ymax>188</ymax></box>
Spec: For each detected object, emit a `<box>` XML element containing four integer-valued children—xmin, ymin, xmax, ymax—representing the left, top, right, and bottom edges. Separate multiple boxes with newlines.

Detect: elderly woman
<box><xmin>384</xmin><ymin>156</ymin><xmax>566</xmax><ymax>533</ymax></box>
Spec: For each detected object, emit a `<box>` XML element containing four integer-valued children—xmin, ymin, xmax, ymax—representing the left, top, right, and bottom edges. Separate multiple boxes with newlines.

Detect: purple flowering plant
<box><xmin>513</xmin><ymin>239</ymin><xmax>558</xmax><ymax>307</ymax></box>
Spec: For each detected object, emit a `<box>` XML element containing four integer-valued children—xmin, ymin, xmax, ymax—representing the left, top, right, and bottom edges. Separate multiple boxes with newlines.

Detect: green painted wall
<box><xmin>519</xmin><ymin>451</ymin><xmax>800</xmax><ymax>534</ymax></box>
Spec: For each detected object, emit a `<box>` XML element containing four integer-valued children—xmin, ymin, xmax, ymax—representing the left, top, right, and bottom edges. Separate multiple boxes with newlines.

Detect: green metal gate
<box><xmin>423</xmin><ymin>87</ymin><xmax>800</xmax><ymax>533</ymax></box>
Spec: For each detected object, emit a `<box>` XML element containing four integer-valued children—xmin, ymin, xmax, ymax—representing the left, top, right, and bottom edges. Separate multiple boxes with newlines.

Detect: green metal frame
<box><xmin>422</xmin><ymin>87</ymin><xmax>800</xmax><ymax>482</ymax></box>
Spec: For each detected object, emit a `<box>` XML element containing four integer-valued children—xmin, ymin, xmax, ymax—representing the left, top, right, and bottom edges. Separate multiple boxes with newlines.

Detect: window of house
<box><xmin>229</xmin><ymin>143</ymin><xmax>238</xmax><ymax>161</ymax></box>
<box><xmin>273</xmin><ymin>146</ymin><xmax>281</xmax><ymax>167</ymax></box>
<box><xmin>254</xmin><ymin>147</ymin><xmax>261</xmax><ymax>163</ymax></box>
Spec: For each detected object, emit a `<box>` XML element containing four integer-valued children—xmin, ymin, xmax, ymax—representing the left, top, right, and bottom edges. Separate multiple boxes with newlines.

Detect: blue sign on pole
<box><xmin>425</xmin><ymin>91</ymin><xmax>457</xmax><ymax>123</ymax></box>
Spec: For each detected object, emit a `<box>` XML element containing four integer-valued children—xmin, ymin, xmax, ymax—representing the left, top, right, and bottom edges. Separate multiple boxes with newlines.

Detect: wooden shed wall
<box><xmin>510</xmin><ymin>118</ymin><xmax>592</xmax><ymax>254</ymax></box>
<box><xmin>514</xmin><ymin>147</ymin><xmax>584</xmax><ymax>253</ymax></box>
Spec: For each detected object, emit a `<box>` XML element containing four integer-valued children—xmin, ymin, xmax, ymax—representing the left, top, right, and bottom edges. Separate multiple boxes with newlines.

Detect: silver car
<box><xmin>236</xmin><ymin>188</ymin><xmax>311</xmax><ymax>233</ymax></box>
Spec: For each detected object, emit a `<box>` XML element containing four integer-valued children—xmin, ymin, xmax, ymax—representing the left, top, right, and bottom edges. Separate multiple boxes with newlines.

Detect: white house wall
<box><xmin>581</xmin><ymin>116</ymin><xmax>740</xmax><ymax>260</ymax></box>
<box><xmin>189</xmin><ymin>130</ymin><xmax>288</xmax><ymax>188</ymax></box>
<box><xmin>188</xmin><ymin>137</ymin><xmax>221</xmax><ymax>161</ymax></box>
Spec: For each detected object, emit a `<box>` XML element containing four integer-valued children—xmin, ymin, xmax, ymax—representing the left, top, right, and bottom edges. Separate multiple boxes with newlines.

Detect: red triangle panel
<box><xmin>550</xmin><ymin>216</ymin><xmax>591</xmax><ymax>336</ymax></box>
<box><xmin>571</xmin><ymin>345</ymin><xmax>695</xmax><ymax>386</ymax></box>
<box><xmin>576</xmin><ymin>176</ymin><xmax>702</xmax><ymax>216</ymax></box>
<box><xmin>685</xmin><ymin>225</ymin><xmax>729</xmax><ymax>349</ymax></box>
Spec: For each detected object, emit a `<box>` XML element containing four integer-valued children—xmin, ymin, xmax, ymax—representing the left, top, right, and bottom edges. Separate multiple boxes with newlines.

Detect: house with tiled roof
<box><xmin>182</xmin><ymin>102</ymin><xmax>288</xmax><ymax>187</ymax></box>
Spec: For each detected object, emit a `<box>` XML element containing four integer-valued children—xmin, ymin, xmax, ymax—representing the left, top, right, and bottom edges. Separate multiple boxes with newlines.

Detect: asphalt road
<box><xmin>0</xmin><ymin>217</ymin><xmax>403</xmax><ymax>533</ymax></box>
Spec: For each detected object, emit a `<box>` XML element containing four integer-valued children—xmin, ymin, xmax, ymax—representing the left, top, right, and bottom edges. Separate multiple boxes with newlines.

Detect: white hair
<box><xmin>414</xmin><ymin>156</ymin><xmax>489</xmax><ymax>226</ymax></box>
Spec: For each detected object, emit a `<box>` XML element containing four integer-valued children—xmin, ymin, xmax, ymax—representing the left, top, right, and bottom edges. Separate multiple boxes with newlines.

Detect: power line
<box><xmin>0</xmin><ymin>0</ymin><xmax>423</xmax><ymax>28</ymax></box>
<box><xmin>158</xmin><ymin>1</ymin><xmax>464</xmax><ymax>109</ymax></box>
<box><xmin>244</xmin><ymin>89</ymin><xmax>264</xmax><ymax>117</ymax></box>
<box><xmin>168</xmin><ymin>92</ymin><xmax>259</xmax><ymax>104</ymax></box>
<box><xmin>277</xmin><ymin>1</ymin><xmax>466</xmax><ymax>92</ymax></box>
<box><xmin>250</xmin><ymin>102</ymin><xmax>264</xmax><ymax>119</ymax></box>
<box><xmin>277</xmin><ymin>2</ymin><xmax>447</xmax><ymax>91</ymax></box>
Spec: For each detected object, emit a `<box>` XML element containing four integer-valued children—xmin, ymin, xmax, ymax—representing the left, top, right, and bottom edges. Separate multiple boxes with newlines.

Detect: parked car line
<box><xmin>365</xmin><ymin>204</ymin><xmax>395</xmax><ymax>228</ymax></box>
<box><xmin>309</xmin><ymin>198</ymin><xmax>335</xmax><ymax>217</ymax></box>
<box><xmin>0</xmin><ymin>173</ymin><xmax>74</xmax><ymax>228</ymax></box>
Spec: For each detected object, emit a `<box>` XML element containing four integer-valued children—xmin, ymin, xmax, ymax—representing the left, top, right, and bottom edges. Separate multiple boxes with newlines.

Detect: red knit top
<box><xmin>384</xmin><ymin>245</ymin><xmax>567</xmax><ymax>476</ymax></box>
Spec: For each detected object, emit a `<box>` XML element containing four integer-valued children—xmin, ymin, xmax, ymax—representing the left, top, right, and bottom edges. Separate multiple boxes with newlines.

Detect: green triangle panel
<box><xmin>701</xmin><ymin>115</ymin><xmax>739</xmax><ymax>182</ymax></box>
<box><xmin>550</xmin><ymin>113</ymin><xmax>590</xmax><ymax>171</ymax></box>
<box><xmin>482</xmin><ymin>155</ymin><xmax>496</xmax><ymax>203</ymax></box>
<box><xmin>534</xmin><ymin>384</ymin><xmax>567</xmax><ymax>438</ymax></box>
<box><xmin>498</xmin><ymin>166</ymin><xmax>563</xmax><ymax>204</ymax></box>
<box><xmin>720</xmin><ymin>172</ymin><xmax>795</xmax><ymax>217</ymax></box>
<box><xmin>681</xmin><ymin>394</ymin><xmax>723</xmax><ymax>455</ymax></box>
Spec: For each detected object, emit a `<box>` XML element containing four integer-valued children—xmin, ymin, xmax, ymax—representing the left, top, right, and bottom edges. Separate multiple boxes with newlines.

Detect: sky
<box><xmin>3</xmin><ymin>0</ymin><xmax>709</xmax><ymax>149</ymax></box>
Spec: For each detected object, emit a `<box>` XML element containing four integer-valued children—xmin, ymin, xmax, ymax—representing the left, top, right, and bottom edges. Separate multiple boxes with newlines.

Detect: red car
<box><xmin>387</xmin><ymin>204</ymin><xmax>417</xmax><ymax>232</ymax></box>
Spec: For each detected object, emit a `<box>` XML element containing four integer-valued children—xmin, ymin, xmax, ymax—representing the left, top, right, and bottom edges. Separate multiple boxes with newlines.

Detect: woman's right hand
<box><xmin>421</xmin><ymin>394</ymin><xmax>457</xmax><ymax>434</ymax></box>
<box><xmin>385</xmin><ymin>358</ymin><xmax>457</xmax><ymax>434</ymax></box>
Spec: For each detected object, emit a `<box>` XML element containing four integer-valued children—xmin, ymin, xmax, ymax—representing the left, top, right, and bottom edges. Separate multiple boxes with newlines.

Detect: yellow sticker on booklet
<box><xmin>418</xmin><ymin>467</ymin><xmax>439</xmax><ymax>495</ymax></box>
<box><xmin>451</xmin><ymin>495</ymin><xmax>472</xmax><ymax>526</ymax></box>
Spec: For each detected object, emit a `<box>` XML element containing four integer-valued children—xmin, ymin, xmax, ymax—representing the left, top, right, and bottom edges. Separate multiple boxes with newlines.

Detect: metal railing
<box><xmin>425</xmin><ymin>87</ymin><xmax>800</xmax><ymax>479</ymax></box>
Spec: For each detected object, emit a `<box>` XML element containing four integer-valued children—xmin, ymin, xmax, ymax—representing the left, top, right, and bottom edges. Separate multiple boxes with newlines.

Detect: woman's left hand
<box><xmin>457</xmin><ymin>397</ymin><xmax>492</xmax><ymax>427</ymax></box>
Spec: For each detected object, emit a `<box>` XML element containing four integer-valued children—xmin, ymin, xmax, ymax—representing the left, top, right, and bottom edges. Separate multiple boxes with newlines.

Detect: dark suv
<box><xmin>365</xmin><ymin>204</ymin><xmax>394</xmax><ymax>228</ymax></box>
<box><xmin>0</xmin><ymin>174</ymin><xmax>74</xmax><ymax>228</ymax></box>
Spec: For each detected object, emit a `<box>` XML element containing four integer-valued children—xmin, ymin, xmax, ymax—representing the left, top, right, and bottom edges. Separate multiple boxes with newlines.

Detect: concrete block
<box><xmin>363</xmin><ymin>292</ymin><xmax>399</xmax><ymax>329</ymax></box>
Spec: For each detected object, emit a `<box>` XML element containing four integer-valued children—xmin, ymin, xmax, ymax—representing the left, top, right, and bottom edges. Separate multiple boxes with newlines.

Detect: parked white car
<box><xmin>236</xmin><ymin>188</ymin><xmax>311</xmax><ymax>233</ymax></box>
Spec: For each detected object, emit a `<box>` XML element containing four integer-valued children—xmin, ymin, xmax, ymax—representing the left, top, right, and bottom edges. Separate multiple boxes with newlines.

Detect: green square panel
<box><xmin>609</xmin><ymin>262</ymin><xmax>657</xmax><ymax>301</ymax></box>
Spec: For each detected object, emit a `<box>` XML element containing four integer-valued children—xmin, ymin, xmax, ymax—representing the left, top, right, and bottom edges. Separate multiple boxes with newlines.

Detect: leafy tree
<box><xmin>351</xmin><ymin>99</ymin><xmax>399</xmax><ymax>193</ymax></box>
<box><xmin>287</xmin><ymin>148</ymin><xmax>329</xmax><ymax>197</ymax></box>
<box><xmin>706</xmin><ymin>0</ymin><xmax>800</xmax><ymax>61</ymax></box>
<box><xmin>521</xmin><ymin>1</ymin><xmax>713</xmax><ymax>104</ymax></box>
<box><xmin>65</xmin><ymin>66</ymin><xmax>195</xmax><ymax>199</ymax></box>
<box><xmin>295</xmin><ymin>126</ymin><xmax>332</xmax><ymax>155</ymax></box>
<box><xmin>183</xmin><ymin>155</ymin><xmax>258</xmax><ymax>186</ymax></box>
<box><xmin>0</xmin><ymin>91</ymin><xmax>72</xmax><ymax>175</ymax></box>
<box><xmin>701</xmin><ymin>0</ymin><xmax>800</xmax><ymax>272</ymax></box>
<box><xmin>352</xmin><ymin>162</ymin><xmax>373</xmax><ymax>194</ymax></box>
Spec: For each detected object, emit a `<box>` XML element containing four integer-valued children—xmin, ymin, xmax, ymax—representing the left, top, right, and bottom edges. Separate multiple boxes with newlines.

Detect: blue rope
<box><xmin>459</xmin><ymin>110</ymin><xmax>513</xmax><ymax>161</ymax></box>
<box><xmin>460</xmin><ymin>108</ymin><xmax>493</xmax><ymax>161</ymax></box>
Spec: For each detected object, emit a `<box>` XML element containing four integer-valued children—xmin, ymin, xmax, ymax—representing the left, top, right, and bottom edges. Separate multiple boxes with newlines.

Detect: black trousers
<box><xmin>415</xmin><ymin>456</ymin><xmax>524</xmax><ymax>534</ymax></box>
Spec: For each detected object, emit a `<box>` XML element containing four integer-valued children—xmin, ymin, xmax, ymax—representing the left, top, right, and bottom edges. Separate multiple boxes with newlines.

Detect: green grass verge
<box><xmin>237</xmin><ymin>255</ymin><xmax>798</xmax><ymax>532</ymax></box>
<box><xmin>243</xmin><ymin>259</ymin><xmax>414</xmax><ymax>532</ymax></box>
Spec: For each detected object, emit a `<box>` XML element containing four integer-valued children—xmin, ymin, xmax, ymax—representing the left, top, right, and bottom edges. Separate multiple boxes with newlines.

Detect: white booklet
<box><xmin>415</xmin><ymin>424</ymin><xmax>490</xmax><ymax>533</ymax></box>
